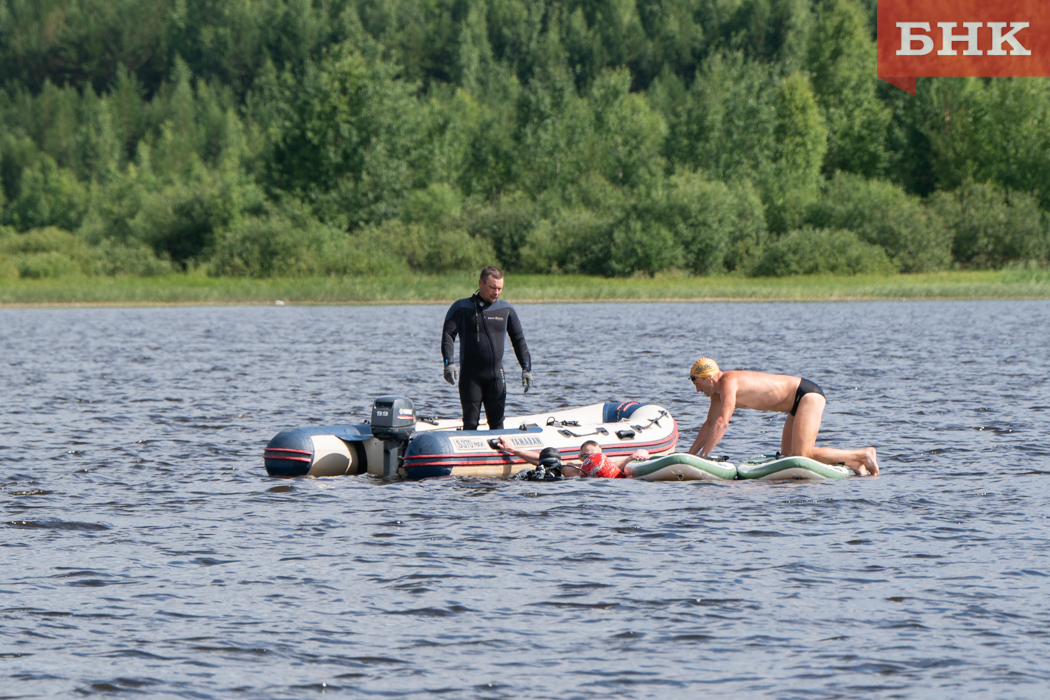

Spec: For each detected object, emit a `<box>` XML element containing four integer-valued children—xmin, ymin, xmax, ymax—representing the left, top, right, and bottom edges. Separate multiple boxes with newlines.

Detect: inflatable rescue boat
<box><xmin>263</xmin><ymin>396</ymin><xmax>679</xmax><ymax>480</ymax></box>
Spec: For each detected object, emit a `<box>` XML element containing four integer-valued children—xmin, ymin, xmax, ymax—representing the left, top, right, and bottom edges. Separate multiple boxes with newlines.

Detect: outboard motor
<box><xmin>370</xmin><ymin>396</ymin><xmax>416</xmax><ymax>477</ymax></box>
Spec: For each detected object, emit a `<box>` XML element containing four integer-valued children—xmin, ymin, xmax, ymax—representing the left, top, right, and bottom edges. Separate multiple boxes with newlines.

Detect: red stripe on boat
<box><xmin>404</xmin><ymin>431</ymin><xmax>679</xmax><ymax>467</ymax></box>
<box><xmin>403</xmin><ymin>431</ymin><xmax>679</xmax><ymax>462</ymax></box>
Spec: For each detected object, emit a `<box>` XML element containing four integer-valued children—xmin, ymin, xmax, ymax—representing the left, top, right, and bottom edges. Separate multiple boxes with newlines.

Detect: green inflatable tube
<box><xmin>627</xmin><ymin>453</ymin><xmax>738</xmax><ymax>481</ymax></box>
<box><xmin>736</xmin><ymin>454</ymin><xmax>851</xmax><ymax>480</ymax></box>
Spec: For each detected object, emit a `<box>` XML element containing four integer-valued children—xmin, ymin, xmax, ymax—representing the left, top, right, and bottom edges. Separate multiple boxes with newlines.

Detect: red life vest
<box><xmin>580</xmin><ymin>453</ymin><xmax>624</xmax><ymax>478</ymax></box>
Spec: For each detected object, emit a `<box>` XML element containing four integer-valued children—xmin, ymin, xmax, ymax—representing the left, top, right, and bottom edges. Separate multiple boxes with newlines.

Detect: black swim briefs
<box><xmin>790</xmin><ymin>378</ymin><xmax>825</xmax><ymax>416</ymax></box>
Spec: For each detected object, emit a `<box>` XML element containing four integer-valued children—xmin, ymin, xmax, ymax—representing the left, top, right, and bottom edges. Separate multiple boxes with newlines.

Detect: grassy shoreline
<box><xmin>2</xmin><ymin>270</ymin><xmax>1050</xmax><ymax>307</ymax></box>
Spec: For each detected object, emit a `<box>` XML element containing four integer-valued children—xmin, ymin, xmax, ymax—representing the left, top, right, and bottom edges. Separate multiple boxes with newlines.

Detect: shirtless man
<box><xmin>686</xmin><ymin>357</ymin><xmax>879</xmax><ymax>476</ymax></box>
<box><xmin>496</xmin><ymin>436</ymin><xmax>649</xmax><ymax>478</ymax></box>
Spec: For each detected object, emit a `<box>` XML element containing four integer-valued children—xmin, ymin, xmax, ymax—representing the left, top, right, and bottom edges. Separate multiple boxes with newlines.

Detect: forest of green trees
<box><xmin>2</xmin><ymin>0</ymin><xmax>1049</xmax><ymax>281</ymax></box>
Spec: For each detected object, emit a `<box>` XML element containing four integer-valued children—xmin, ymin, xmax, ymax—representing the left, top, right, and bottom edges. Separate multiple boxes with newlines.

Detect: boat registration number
<box><xmin>453</xmin><ymin>436</ymin><xmax>543</xmax><ymax>452</ymax></box>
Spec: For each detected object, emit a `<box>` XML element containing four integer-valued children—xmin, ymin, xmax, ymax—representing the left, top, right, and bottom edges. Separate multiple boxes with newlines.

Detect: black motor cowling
<box><xmin>371</xmin><ymin>396</ymin><xmax>416</xmax><ymax>477</ymax></box>
<box><xmin>370</xmin><ymin>396</ymin><xmax>416</xmax><ymax>442</ymax></box>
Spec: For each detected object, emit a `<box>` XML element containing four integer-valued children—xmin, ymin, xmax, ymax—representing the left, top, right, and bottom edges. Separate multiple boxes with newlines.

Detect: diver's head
<box><xmin>538</xmin><ymin>447</ymin><xmax>562</xmax><ymax>468</ymax></box>
<box><xmin>478</xmin><ymin>266</ymin><xmax>504</xmax><ymax>303</ymax></box>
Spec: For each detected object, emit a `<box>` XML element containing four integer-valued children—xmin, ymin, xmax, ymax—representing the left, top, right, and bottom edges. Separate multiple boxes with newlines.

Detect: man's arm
<box><xmin>505</xmin><ymin>307</ymin><xmax>531</xmax><ymax>371</ymax></box>
<box><xmin>610</xmin><ymin>449</ymin><xmax>649</xmax><ymax>471</ymax></box>
<box><xmin>495</xmin><ymin>436</ymin><xmax>541</xmax><ymax>465</ymax></box>
<box><xmin>441</xmin><ymin>303</ymin><xmax>461</xmax><ymax>366</ymax></box>
<box><xmin>698</xmin><ymin>384</ymin><xmax>736</xmax><ymax>456</ymax></box>
<box><xmin>687</xmin><ymin>397</ymin><xmax>721</xmax><ymax>455</ymax></box>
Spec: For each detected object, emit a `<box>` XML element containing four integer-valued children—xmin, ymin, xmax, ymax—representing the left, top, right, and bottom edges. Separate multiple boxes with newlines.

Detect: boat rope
<box><xmin>546</xmin><ymin>416</ymin><xmax>580</xmax><ymax>427</ymax></box>
<box><xmin>632</xmin><ymin>410</ymin><xmax>670</xmax><ymax>432</ymax></box>
<box><xmin>557</xmin><ymin>426</ymin><xmax>609</xmax><ymax>438</ymax></box>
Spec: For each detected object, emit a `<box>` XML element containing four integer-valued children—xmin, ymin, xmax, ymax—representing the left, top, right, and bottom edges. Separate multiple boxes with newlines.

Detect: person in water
<box><xmin>686</xmin><ymin>357</ymin><xmax>879</xmax><ymax>476</ymax></box>
<box><xmin>441</xmin><ymin>266</ymin><xmax>533</xmax><ymax>430</ymax></box>
<box><xmin>496</xmin><ymin>436</ymin><xmax>649</xmax><ymax>478</ymax></box>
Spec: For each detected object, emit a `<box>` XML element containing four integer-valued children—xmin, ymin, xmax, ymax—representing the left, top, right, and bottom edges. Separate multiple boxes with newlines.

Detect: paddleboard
<box><xmin>627</xmin><ymin>453</ymin><xmax>737</xmax><ymax>481</ymax></box>
<box><xmin>736</xmin><ymin>454</ymin><xmax>851</xmax><ymax>480</ymax></box>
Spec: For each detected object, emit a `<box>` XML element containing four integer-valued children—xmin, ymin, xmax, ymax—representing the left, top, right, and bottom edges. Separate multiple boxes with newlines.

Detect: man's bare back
<box><xmin>687</xmin><ymin>357</ymin><xmax>879</xmax><ymax>477</ymax></box>
<box><xmin>702</xmin><ymin>370</ymin><xmax>800</xmax><ymax>413</ymax></box>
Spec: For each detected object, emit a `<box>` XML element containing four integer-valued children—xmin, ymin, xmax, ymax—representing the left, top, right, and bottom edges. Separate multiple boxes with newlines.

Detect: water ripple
<box><xmin>1</xmin><ymin>301</ymin><xmax>1049</xmax><ymax>698</ymax></box>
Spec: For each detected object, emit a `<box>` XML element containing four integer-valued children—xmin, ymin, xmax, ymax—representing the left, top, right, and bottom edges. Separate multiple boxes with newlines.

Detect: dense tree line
<box><xmin>1</xmin><ymin>0</ymin><xmax>1048</xmax><ymax>280</ymax></box>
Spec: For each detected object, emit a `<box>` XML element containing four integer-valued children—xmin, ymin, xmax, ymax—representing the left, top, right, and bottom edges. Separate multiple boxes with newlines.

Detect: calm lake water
<box><xmin>2</xmin><ymin>300</ymin><xmax>1049</xmax><ymax>699</ymax></box>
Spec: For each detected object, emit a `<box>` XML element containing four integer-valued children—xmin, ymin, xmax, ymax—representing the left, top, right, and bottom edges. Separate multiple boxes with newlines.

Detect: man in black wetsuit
<box><xmin>441</xmin><ymin>266</ymin><xmax>533</xmax><ymax>430</ymax></box>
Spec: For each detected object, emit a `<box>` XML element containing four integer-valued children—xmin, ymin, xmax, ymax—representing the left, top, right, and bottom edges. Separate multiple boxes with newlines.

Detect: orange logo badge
<box><xmin>878</xmin><ymin>0</ymin><xmax>1050</xmax><ymax>94</ymax></box>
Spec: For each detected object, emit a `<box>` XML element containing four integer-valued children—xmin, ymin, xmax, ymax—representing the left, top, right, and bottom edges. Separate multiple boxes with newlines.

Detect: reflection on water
<box><xmin>2</xmin><ymin>301</ymin><xmax>1049</xmax><ymax>698</ymax></box>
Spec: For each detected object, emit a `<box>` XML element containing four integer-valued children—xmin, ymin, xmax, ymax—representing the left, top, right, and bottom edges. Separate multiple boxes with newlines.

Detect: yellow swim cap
<box><xmin>689</xmin><ymin>357</ymin><xmax>719</xmax><ymax>381</ymax></box>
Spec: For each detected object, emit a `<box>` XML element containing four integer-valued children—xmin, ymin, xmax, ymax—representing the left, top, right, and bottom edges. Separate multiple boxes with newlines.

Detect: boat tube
<box><xmin>736</xmin><ymin>454</ymin><xmax>851</xmax><ymax>480</ymax></box>
<box><xmin>263</xmin><ymin>397</ymin><xmax>678</xmax><ymax>480</ymax></box>
<box><xmin>626</xmin><ymin>453</ymin><xmax>738</xmax><ymax>481</ymax></box>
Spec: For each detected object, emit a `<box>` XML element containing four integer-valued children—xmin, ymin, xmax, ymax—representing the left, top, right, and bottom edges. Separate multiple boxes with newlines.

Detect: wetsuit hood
<box><xmin>538</xmin><ymin>447</ymin><xmax>563</xmax><ymax>468</ymax></box>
